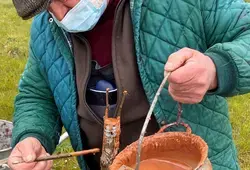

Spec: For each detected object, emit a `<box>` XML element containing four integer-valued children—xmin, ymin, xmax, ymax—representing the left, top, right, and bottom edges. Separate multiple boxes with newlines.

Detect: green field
<box><xmin>0</xmin><ymin>0</ymin><xmax>250</xmax><ymax>169</ymax></box>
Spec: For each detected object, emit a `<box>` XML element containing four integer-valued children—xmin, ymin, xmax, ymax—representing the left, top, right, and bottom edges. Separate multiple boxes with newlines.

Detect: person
<box><xmin>7</xmin><ymin>0</ymin><xmax>250</xmax><ymax>169</ymax></box>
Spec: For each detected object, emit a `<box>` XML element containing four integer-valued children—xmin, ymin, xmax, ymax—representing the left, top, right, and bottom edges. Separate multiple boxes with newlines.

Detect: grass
<box><xmin>229</xmin><ymin>95</ymin><xmax>250</xmax><ymax>169</ymax></box>
<box><xmin>0</xmin><ymin>1</ymin><xmax>79</xmax><ymax>169</ymax></box>
<box><xmin>0</xmin><ymin>0</ymin><xmax>249</xmax><ymax>169</ymax></box>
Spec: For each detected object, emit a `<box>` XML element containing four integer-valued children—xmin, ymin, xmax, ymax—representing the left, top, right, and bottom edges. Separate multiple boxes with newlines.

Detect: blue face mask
<box><xmin>51</xmin><ymin>0</ymin><xmax>108</xmax><ymax>33</ymax></box>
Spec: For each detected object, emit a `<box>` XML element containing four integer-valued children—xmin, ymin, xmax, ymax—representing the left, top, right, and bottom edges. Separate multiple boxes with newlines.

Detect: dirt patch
<box><xmin>0</xmin><ymin>121</ymin><xmax>12</xmax><ymax>151</ymax></box>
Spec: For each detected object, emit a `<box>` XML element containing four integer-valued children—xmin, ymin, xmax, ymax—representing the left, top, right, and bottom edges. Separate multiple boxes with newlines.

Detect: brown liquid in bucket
<box><xmin>136</xmin><ymin>150</ymin><xmax>199</xmax><ymax>170</ymax></box>
<box><xmin>139</xmin><ymin>159</ymin><xmax>191</xmax><ymax>170</ymax></box>
<box><xmin>110</xmin><ymin>126</ymin><xmax>212</xmax><ymax>170</ymax></box>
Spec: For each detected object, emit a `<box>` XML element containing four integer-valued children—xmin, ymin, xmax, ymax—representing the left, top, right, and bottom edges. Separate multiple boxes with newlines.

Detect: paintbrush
<box><xmin>12</xmin><ymin>148</ymin><xmax>100</xmax><ymax>165</ymax></box>
<box><xmin>0</xmin><ymin>158</ymin><xmax>8</xmax><ymax>165</ymax></box>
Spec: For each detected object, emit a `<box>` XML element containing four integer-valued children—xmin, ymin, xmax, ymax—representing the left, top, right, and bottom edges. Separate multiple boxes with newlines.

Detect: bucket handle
<box><xmin>157</xmin><ymin>122</ymin><xmax>192</xmax><ymax>134</ymax></box>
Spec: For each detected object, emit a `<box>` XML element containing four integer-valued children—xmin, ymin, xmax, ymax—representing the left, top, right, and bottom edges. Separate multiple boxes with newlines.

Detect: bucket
<box><xmin>0</xmin><ymin>120</ymin><xmax>13</xmax><ymax>170</ymax></box>
<box><xmin>110</xmin><ymin>123</ymin><xmax>212</xmax><ymax>170</ymax></box>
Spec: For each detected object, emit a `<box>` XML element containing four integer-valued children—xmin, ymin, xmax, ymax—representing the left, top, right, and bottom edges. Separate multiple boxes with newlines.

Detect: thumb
<box><xmin>165</xmin><ymin>48</ymin><xmax>194</xmax><ymax>72</ymax></box>
<box><xmin>18</xmin><ymin>137</ymin><xmax>43</xmax><ymax>162</ymax></box>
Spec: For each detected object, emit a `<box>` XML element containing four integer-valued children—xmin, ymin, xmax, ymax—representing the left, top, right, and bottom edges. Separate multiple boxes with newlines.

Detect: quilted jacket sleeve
<box><xmin>11</xmin><ymin>44</ymin><xmax>62</xmax><ymax>154</ymax></box>
<box><xmin>202</xmin><ymin>0</ymin><xmax>250</xmax><ymax>97</ymax></box>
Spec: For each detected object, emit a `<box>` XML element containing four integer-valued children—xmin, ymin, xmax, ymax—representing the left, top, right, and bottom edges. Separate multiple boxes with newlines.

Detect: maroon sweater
<box><xmin>84</xmin><ymin>0</ymin><xmax>120</xmax><ymax>67</ymax></box>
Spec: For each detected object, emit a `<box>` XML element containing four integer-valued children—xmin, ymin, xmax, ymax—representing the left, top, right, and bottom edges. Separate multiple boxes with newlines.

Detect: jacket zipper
<box><xmin>112</xmin><ymin>0</ymin><xmax>125</xmax><ymax>118</ymax></box>
<box><xmin>60</xmin><ymin>27</ymin><xmax>73</xmax><ymax>52</ymax></box>
<box><xmin>61</xmin><ymin>29</ymin><xmax>103</xmax><ymax>124</ymax></box>
<box><xmin>79</xmin><ymin>0</ymin><xmax>125</xmax><ymax>126</ymax></box>
<box><xmin>80</xmin><ymin>36</ymin><xmax>104</xmax><ymax>125</ymax></box>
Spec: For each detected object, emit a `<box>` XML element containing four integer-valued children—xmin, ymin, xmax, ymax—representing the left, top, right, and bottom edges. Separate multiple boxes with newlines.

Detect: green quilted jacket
<box><xmin>12</xmin><ymin>0</ymin><xmax>250</xmax><ymax>169</ymax></box>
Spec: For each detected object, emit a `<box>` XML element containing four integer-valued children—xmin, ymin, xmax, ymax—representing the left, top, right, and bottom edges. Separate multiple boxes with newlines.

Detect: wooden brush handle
<box><xmin>12</xmin><ymin>148</ymin><xmax>100</xmax><ymax>165</ymax></box>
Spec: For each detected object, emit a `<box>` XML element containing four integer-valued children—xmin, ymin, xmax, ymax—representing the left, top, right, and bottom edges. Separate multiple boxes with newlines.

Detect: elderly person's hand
<box><xmin>8</xmin><ymin>137</ymin><xmax>52</xmax><ymax>170</ymax></box>
<box><xmin>165</xmin><ymin>48</ymin><xmax>217</xmax><ymax>104</ymax></box>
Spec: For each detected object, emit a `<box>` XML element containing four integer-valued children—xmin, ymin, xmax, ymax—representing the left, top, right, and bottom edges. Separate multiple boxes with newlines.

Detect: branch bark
<box><xmin>135</xmin><ymin>72</ymin><xmax>171</xmax><ymax>170</ymax></box>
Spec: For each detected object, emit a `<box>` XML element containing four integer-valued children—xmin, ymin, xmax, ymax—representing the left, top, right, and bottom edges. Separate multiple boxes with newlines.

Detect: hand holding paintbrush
<box><xmin>11</xmin><ymin>148</ymin><xmax>100</xmax><ymax>165</ymax></box>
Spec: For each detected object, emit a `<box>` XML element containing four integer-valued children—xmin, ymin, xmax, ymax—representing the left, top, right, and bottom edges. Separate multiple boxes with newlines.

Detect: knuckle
<box><xmin>196</xmin><ymin>76</ymin><xmax>207</xmax><ymax>86</ymax></box>
<box><xmin>168</xmin><ymin>87</ymin><xmax>173</xmax><ymax>96</ymax></box>
<box><xmin>168</xmin><ymin>52</ymin><xmax>177</xmax><ymax>60</ymax></box>
<box><xmin>7</xmin><ymin>160</ymin><xmax>13</xmax><ymax>169</ymax></box>
<box><xmin>16</xmin><ymin>142</ymin><xmax>22</xmax><ymax>148</ymax></box>
<box><xmin>172</xmin><ymin>96</ymin><xmax>180</xmax><ymax>102</ymax></box>
<box><xmin>196</xmin><ymin>97</ymin><xmax>203</xmax><ymax>103</ymax></box>
<box><xmin>170</xmin><ymin>93</ymin><xmax>180</xmax><ymax>102</ymax></box>
<box><xmin>33</xmin><ymin>163</ymin><xmax>46</xmax><ymax>170</ymax></box>
<box><xmin>168</xmin><ymin>89</ymin><xmax>174</xmax><ymax>97</ymax></box>
<box><xmin>196</xmin><ymin>89</ymin><xmax>206</xmax><ymax>98</ymax></box>
<box><xmin>49</xmin><ymin>160</ymin><xmax>53</xmax><ymax>167</ymax></box>
<box><xmin>190</xmin><ymin>100</ymin><xmax>197</xmax><ymax>104</ymax></box>
<box><xmin>200</xmin><ymin>80</ymin><xmax>207</xmax><ymax>87</ymax></box>
<box><xmin>182</xmin><ymin>99</ymin><xmax>190</xmax><ymax>104</ymax></box>
<box><xmin>182</xmin><ymin>47</ymin><xmax>190</xmax><ymax>51</ymax></box>
<box><xmin>169</xmin><ymin>76</ymin><xmax>182</xmax><ymax>84</ymax></box>
<box><xmin>47</xmin><ymin>161</ymin><xmax>53</xmax><ymax>170</ymax></box>
<box><xmin>168</xmin><ymin>75</ymin><xmax>176</xmax><ymax>83</ymax></box>
<box><xmin>186</xmin><ymin>98</ymin><xmax>197</xmax><ymax>104</ymax></box>
<box><xmin>168</xmin><ymin>85</ymin><xmax>176</xmax><ymax>95</ymax></box>
<box><xmin>197</xmin><ymin>94</ymin><xmax>203</xmax><ymax>99</ymax></box>
<box><xmin>194</xmin><ymin>90</ymin><xmax>203</xmax><ymax>96</ymax></box>
<box><xmin>193</xmin><ymin>95</ymin><xmax>203</xmax><ymax>103</ymax></box>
